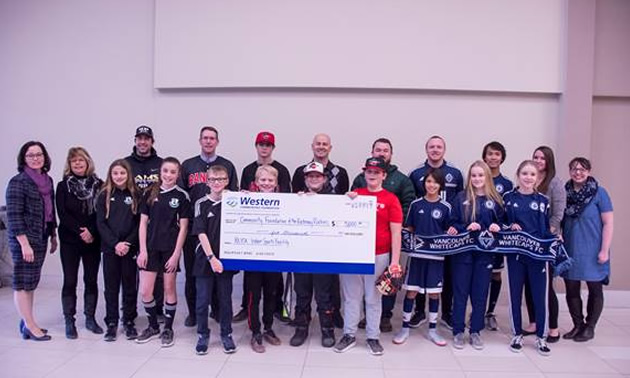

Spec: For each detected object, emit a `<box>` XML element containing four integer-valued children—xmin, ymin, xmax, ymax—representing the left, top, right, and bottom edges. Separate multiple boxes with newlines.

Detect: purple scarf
<box><xmin>24</xmin><ymin>167</ymin><xmax>54</xmax><ymax>223</ymax></box>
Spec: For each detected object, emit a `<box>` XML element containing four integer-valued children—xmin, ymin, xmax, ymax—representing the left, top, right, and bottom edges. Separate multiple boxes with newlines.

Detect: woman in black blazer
<box><xmin>56</xmin><ymin>147</ymin><xmax>104</xmax><ymax>339</ymax></box>
<box><xmin>6</xmin><ymin>141</ymin><xmax>57</xmax><ymax>341</ymax></box>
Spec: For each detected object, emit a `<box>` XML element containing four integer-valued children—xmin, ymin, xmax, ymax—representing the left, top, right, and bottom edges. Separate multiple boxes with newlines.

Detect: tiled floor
<box><xmin>1</xmin><ymin>257</ymin><xmax>629</xmax><ymax>378</ymax></box>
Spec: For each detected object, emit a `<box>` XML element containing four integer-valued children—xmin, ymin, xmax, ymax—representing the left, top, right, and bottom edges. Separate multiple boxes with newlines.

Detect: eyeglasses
<box><xmin>25</xmin><ymin>153</ymin><xmax>44</xmax><ymax>160</ymax></box>
<box><xmin>570</xmin><ymin>167</ymin><xmax>588</xmax><ymax>174</ymax></box>
<box><xmin>208</xmin><ymin>177</ymin><xmax>228</xmax><ymax>183</ymax></box>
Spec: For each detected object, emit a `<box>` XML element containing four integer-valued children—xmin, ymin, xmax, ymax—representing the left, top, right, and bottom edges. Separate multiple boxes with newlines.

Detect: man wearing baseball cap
<box><xmin>125</xmin><ymin>125</ymin><xmax>164</xmax><ymax>331</ymax></box>
<box><xmin>233</xmin><ymin>131</ymin><xmax>292</xmax><ymax>323</ymax></box>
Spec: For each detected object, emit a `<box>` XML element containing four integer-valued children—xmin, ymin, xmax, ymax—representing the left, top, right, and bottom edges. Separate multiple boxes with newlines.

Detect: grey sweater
<box><xmin>543</xmin><ymin>177</ymin><xmax>566</xmax><ymax>235</ymax></box>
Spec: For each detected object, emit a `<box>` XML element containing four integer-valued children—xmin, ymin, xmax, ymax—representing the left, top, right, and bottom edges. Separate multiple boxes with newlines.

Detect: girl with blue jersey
<box><xmin>393</xmin><ymin>168</ymin><xmax>451</xmax><ymax>347</ymax></box>
<box><xmin>504</xmin><ymin>160</ymin><xmax>553</xmax><ymax>356</ymax></box>
<box><xmin>450</xmin><ymin>161</ymin><xmax>504</xmax><ymax>350</ymax></box>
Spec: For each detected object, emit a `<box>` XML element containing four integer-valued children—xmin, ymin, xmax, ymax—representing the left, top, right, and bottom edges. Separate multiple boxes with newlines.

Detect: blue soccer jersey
<box><xmin>405</xmin><ymin>197</ymin><xmax>452</xmax><ymax>260</ymax></box>
<box><xmin>409</xmin><ymin>160</ymin><xmax>464</xmax><ymax>205</ymax></box>
<box><xmin>493</xmin><ymin>174</ymin><xmax>513</xmax><ymax>195</ymax></box>
<box><xmin>451</xmin><ymin>192</ymin><xmax>505</xmax><ymax>232</ymax></box>
<box><xmin>503</xmin><ymin>189</ymin><xmax>552</xmax><ymax>238</ymax></box>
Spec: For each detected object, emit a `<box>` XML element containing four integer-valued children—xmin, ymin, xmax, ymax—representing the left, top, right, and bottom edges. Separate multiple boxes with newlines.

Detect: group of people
<box><xmin>5</xmin><ymin>125</ymin><xmax>614</xmax><ymax>358</ymax></box>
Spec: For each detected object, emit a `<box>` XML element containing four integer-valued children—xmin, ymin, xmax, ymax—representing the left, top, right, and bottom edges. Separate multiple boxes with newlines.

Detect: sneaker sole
<box><xmin>537</xmin><ymin>349</ymin><xmax>551</xmax><ymax>357</ymax></box>
<box><xmin>368</xmin><ymin>350</ymin><xmax>384</xmax><ymax>356</ymax></box>
<box><xmin>333</xmin><ymin>341</ymin><xmax>356</xmax><ymax>353</ymax></box>
<box><xmin>104</xmin><ymin>337</ymin><xmax>117</xmax><ymax>342</ymax></box>
<box><xmin>392</xmin><ymin>337</ymin><xmax>408</xmax><ymax>345</ymax></box>
<box><xmin>135</xmin><ymin>334</ymin><xmax>160</xmax><ymax>344</ymax></box>
<box><xmin>223</xmin><ymin>346</ymin><xmax>238</xmax><ymax>354</ymax></box>
<box><xmin>161</xmin><ymin>341</ymin><xmax>175</xmax><ymax>348</ymax></box>
<box><xmin>471</xmin><ymin>343</ymin><xmax>484</xmax><ymax>350</ymax></box>
<box><xmin>196</xmin><ymin>349</ymin><xmax>209</xmax><ymax>355</ymax></box>
<box><xmin>509</xmin><ymin>346</ymin><xmax>523</xmax><ymax>353</ymax></box>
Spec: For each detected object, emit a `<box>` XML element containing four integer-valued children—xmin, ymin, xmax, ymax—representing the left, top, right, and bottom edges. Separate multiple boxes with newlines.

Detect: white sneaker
<box><xmin>392</xmin><ymin>328</ymin><xmax>410</xmax><ymax>345</ymax></box>
<box><xmin>428</xmin><ymin>328</ymin><xmax>447</xmax><ymax>347</ymax></box>
<box><xmin>452</xmin><ymin>332</ymin><xmax>465</xmax><ymax>349</ymax></box>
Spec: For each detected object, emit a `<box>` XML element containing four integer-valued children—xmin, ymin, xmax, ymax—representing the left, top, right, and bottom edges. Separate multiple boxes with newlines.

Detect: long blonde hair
<box><xmin>101</xmin><ymin>159</ymin><xmax>138</xmax><ymax>218</ymax></box>
<box><xmin>464</xmin><ymin>160</ymin><xmax>503</xmax><ymax>222</ymax></box>
<box><xmin>146</xmin><ymin>157</ymin><xmax>181</xmax><ymax>205</ymax></box>
<box><xmin>63</xmin><ymin>146</ymin><xmax>96</xmax><ymax>177</ymax></box>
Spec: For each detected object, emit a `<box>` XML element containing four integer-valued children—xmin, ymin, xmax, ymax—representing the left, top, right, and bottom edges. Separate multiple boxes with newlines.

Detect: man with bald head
<box><xmin>292</xmin><ymin>134</ymin><xmax>349</xmax><ymax>194</ymax></box>
<box><xmin>292</xmin><ymin>133</ymin><xmax>349</xmax><ymax>328</ymax></box>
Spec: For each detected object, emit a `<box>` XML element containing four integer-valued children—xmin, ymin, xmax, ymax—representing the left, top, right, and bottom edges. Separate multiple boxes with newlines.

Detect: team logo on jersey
<box><xmin>377</xmin><ymin>203</ymin><xmax>386</xmax><ymax>210</ymax></box>
<box><xmin>445</xmin><ymin>173</ymin><xmax>453</xmax><ymax>183</ymax></box>
<box><xmin>496</xmin><ymin>184</ymin><xmax>504</xmax><ymax>193</ymax></box>
<box><xmin>530</xmin><ymin>201</ymin><xmax>539</xmax><ymax>211</ymax></box>
<box><xmin>226</xmin><ymin>197</ymin><xmax>238</xmax><ymax>207</ymax></box>
<box><xmin>207</xmin><ymin>212</ymin><xmax>215</xmax><ymax>218</ymax></box>
<box><xmin>169</xmin><ymin>198</ymin><xmax>180</xmax><ymax>208</ymax></box>
<box><xmin>431</xmin><ymin>209</ymin><xmax>443</xmax><ymax>219</ymax></box>
<box><xmin>478</xmin><ymin>230</ymin><xmax>495</xmax><ymax>249</ymax></box>
<box><xmin>124</xmin><ymin>196</ymin><xmax>132</xmax><ymax>205</ymax></box>
<box><xmin>540</xmin><ymin>203</ymin><xmax>546</xmax><ymax>212</ymax></box>
<box><xmin>418</xmin><ymin>209</ymin><xmax>425</xmax><ymax>214</ymax></box>
<box><xmin>485</xmin><ymin>200</ymin><xmax>495</xmax><ymax>209</ymax></box>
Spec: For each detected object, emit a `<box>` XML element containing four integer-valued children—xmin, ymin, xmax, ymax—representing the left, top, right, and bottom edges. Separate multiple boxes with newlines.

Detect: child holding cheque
<box><xmin>290</xmin><ymin>162</ymin><xmax>337</xmax><ymax>348</ymax></box>
<box><xmin>192</xmin><ymin>165</ymin><xmax>237</xmax><ymax>355</ymax></box>
<box><xmin>246</xmin><ymin>165</ymin><xmax>284</xmax><ymax>353</ymax></box>
<box><xmin>335</xmin><ymin>157</ymin><xmax>402</xmax><ymax>356</ymax></box>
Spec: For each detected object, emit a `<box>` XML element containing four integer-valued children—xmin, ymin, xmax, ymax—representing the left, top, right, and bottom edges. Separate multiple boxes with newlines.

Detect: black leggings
<box><xmin>525</xmin><ymin>266</ymin><xmax>558</xmax><ymax>329</ymax></box>
<box><xmin>564</xmin><ymin>279</ymin><xmax>604</xmax><ymax>328</ymax></box>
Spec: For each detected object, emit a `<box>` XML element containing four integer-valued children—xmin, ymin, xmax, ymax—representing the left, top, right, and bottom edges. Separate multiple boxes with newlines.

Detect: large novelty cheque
<box><xmin>402</xmin><ymin>229</ymin><xmax>572</xmax><ymax>274</ymax></box>
<box><xmin>220</xmin><ymin>192</ymin><xmax>377</xmax><ymax>274</ymax></box>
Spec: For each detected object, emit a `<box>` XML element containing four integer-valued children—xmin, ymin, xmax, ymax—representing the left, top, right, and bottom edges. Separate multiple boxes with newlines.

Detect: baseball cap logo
<box><xmin>138</xmin><ymin>126</ymin><xmax>149</xmax><ymax>133</ymax></box>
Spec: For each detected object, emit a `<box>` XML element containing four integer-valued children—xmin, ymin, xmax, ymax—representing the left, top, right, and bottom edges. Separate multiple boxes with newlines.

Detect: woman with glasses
<box><xmin>6</xmin><ymin>141</ymin><xmax>57</xmax><ymax>341</ymax></box>
<box><xmin>562</xmin><ymin>157</ymin><xmax>614</xmax><ymax>342</ymax></box>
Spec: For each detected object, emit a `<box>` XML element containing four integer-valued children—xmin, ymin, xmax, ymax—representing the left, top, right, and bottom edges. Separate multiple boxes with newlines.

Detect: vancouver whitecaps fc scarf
<box><xmin>401</xmin><ymin>229</ymin><xmax>572</xmax><ymax>276</ymax></box>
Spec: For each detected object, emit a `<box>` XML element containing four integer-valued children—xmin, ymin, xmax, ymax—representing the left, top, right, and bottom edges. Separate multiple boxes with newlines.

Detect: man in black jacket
<box><xmin>125</xmin><ymin>125</ymin><xmax>164</xmax><ymax>321</ymax></box>
<box><xmin>180</xmin><ymin>126</ymin><xmax>238</xmax><ymax>327</ymax></box>
<box><xmin>292</xmin><ymin>133</ymin><xmax>349</xmax><ymax>328</ymax></box>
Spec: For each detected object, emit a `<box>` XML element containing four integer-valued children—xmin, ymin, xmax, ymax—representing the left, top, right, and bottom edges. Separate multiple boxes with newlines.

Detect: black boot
<box><xmin>290</xmin><ymin>327</ymin><xmax>309</xmax><ymax>347</ymax></box>
<box><xmin>65</xmin><ymin>317</ymin><xmax>78</xmax><ymax>339</ymax></box>
<box><xmin>86</xmin><ymin>316</ymin><xmax>104</xmax><ymax>334</ymax></box>
<box><xmin>563</xmin><ymin>323</ymin><xmax>585</xmax><ymax>340</ymax></box>
<box><xmin>321</xmin><ymin>327</ymin><xmax>335</xmax><ymax>348</ymax></box>
<box><xmin>574</xmin><ymin>325</ymin><xmax>595</xmax><ymax>342</ymax></box>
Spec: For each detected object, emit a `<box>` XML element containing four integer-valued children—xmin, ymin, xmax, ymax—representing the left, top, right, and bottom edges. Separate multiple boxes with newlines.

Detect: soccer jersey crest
<box><xmin>485</xmin><ymin>200</ymin><xmax>495</xmax><ymax>209</ymax></box>
<box><xmin>540</xmin><ymin>203</ymin><xmax>546</xmax><ymax>212</ymax></box>
<box><xmin>431</xmin><ymin>208</ymin><xmax>443</xmax><ymax>219</ymax></box>
<box><xmin>496</xmin><ymin>184</ymin><xmax>504</xmax><ymax>193</ymax></box>
<box><xmin>529</xmin><ymin>201</ymin><xmax>539</xmax><ymax>211</ymax></box>
<box><xmin>124</xmin><ymin>196</ymin><xmax>132</xmax><ymax>205</ymax></box>
<box><xmin>169</xmin><ymin>198</ymin><xmax>180</xmax><ymax>208</ymax></box>
<box><xmin>445</xmin><ymin>173</ymin><xmax>453</xmax><ymax>183</ymax></box>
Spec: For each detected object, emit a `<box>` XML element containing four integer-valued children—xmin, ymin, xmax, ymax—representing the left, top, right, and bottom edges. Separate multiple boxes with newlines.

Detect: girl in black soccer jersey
<box><xmin>450</xmin><ymin>161</ymin><xmax>504</xmax><ymax>350</ymax></box>
<box><xmin>247</xmin><ymin>165</ymin><xmax>284</xmax><ymax>353</ymax></box>
<box><xmin>96</xmin><ymin>159</ymin><xmax>140</xmax><ymax>342</ymax></box>
<box><xmin>136</xmin><ymin>157</ymin><xmax>191</xmax><ymax>347</ymax></box>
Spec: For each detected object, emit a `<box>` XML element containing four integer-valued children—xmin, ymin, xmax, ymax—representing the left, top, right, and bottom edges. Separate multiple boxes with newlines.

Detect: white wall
<box><xmin>0</xmin><ymin>0</ymin><xmax>560</xmax><ymax>203</ymax></box>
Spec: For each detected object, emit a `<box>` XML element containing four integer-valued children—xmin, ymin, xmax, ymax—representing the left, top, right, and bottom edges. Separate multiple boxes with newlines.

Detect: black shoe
<box><xmin>184</xmin><ymin>315</ymin><xmax>197</xmax><ymax>328</ymax></box>
<box><xmin>321</xmin><ymin>328</ymin><xmax>336</xmax><ymax>348</ymax></box>
<box><xmin>104</xmin><ymin>325</ymin><xmax>117</xmax><ymax>342</ymax></box>
<box><xmin>290</xmin><ymin>327</ymin><xmax>309</xmax><ymax>347</ymax></box>
<box><xmin>563</xmin><ymin>323</ymin><xmax>585</xmax><ymax>340</ymax></box>
<box><xmin>409</xmin><ymin>312</ymin><xmax>426</xmax><ymax>329</ymax></box>
<box><xmin>358</xmin><ymin>318</ymin><xmax>367</xmax><ymax>329</ymax></box>
<box><xmin>23</xmin><ymin>326</ymin><xmax>52</xmax><ymax>341</ymax></box>
<box><xmin>547</xmin><ymin>333</ymin><xmax>561</xmax><ymax>343</ymax></box>
<box><xmin>574</xmin><ymin>326</ymin><xmax>595</xmax><ymax>342</ymax></box>
<box><xmin>333</xmin><ymin>311</ymin><xmax>344</xmax><ymax>329</ymax></box>
<box><xmin>86</xmin><ymin>317</ymin><xmax>104</xmax><ymax>335</ymax></box>
<box><xmin>124</xmin><ymin>324</ymin><xmax>138</xmax><ymax>340</ymax></box>
<box><xmin>274</xmin><ymin>311</ymin><xmax>291</xmax><ymax>323</ymax></box>
<box><xmin>233</xmin><ymin>308</ymin><xmax>247</xmax><ymax>323</ymax></box>
<box><xmin>380</xmin><ymin>317</ymin><xmax>393</xmax><ymax>333</ymax></box>
<box><xmin>65</xmin><ymin>320</ymin><xmax>78</xmax><ymax>340</ymax></box>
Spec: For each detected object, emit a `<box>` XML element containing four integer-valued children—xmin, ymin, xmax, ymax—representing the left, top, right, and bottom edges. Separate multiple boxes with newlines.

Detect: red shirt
<box><xmin>356</xmin><ymin>187</ymin><xmax>403</xmax><ymax>255</ymax></box>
